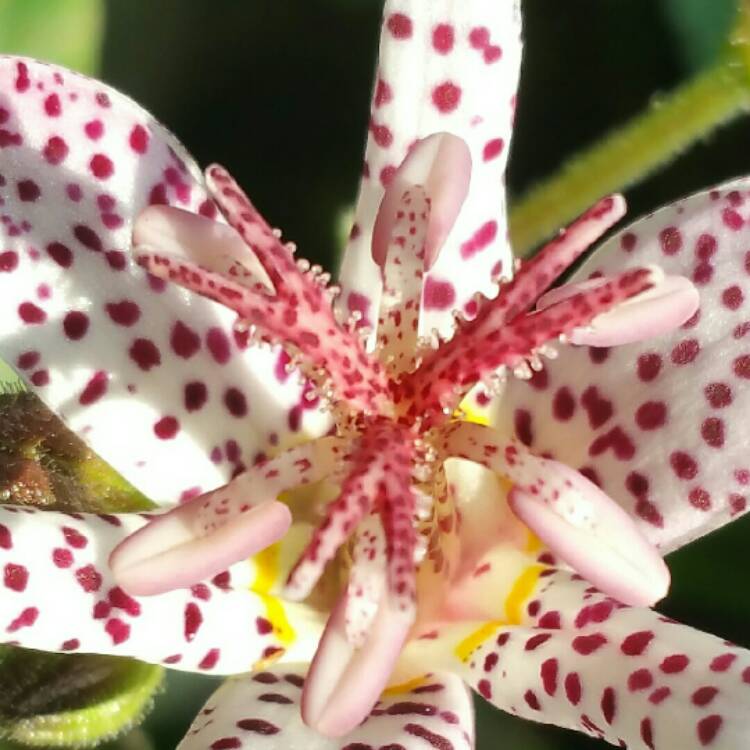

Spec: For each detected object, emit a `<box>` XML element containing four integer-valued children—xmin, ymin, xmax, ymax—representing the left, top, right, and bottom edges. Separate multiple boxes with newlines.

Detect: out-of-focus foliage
<box><xmin>0</xmin><ymin>363</ymin><xmax>17</xmax><ymax>386</ymax></box>
<box><xmin>0</xmin><ymin>0</ymin><xmax>103</xmax><ymax>74</ymax></box>
<box><xmin>0</xmin><ymin>648</ymin><xmax>162</xmax><ymax>748</ymax></box>
<box><xmin>661</xmin><ymin>0</ymin><xmax>737</xmax><ymax>72</ymax></box>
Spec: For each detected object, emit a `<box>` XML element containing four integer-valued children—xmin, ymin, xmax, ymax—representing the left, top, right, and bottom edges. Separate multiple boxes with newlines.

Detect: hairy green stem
<box><xmin>509</xmin><ymin>49</ymin><xmax>750</xmax><ymax>256</ymax></box>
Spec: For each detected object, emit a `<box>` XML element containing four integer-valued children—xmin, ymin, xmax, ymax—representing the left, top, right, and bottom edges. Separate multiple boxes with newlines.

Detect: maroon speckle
<box><xmin>154</xmin><ymin>416</ymin><xmax>179</xmax><ymax>439</ymax></box>
<box><xmin>635</xmin><ymin>401</ymin><xmax>667</xmax><ymax>430</ymax></box>
<box><xmin>7</xmin><ymin>607</ymin><xmax>38</xmax><ymax>633</ymax></box>
<box><xmin>106</xmin><ymin>300</ymin><xmax>141</xmax><ymax>327</ymax></box>
<box><xmin>17</xmin><ymin>179</ymin><xmax>40</xmax><ymax>202</ymax></box>
<box><xmin>184</xmin><ymin>602</ymin><xmax>203</xmax><ymax>642</ymax></box>
<box><xmin>432</xmin><ymin>81</ymin><xmax>462</xmax><ymax>113</ymax></box>
<box><xmin>129</xmin><ymin>124</ymin><xmax>150</xmax><ymax>153</ymax></box>
<box><xmin>460</xmin><ymin>220</ymin><xmax>497</xmax><ymax>259</ymax></box>
<box><xmin>47</xmin><ymin>242</ymin><xmax>73</xmax><ymax>268</ymax></box>
<box><xmin>43</xmin><ymin>135</ymin><xmax>69</xmax><ymax>164</ymax></box>
<box><xmin>0</xmin><ymin>251</ymin><xmax>18</xmax><ymax>272</ymax></box>
<box><xmin>387</xmin><ymin>12</ymin><xmax>413</xmax><ymax>38</ymax></box>
<box><xmin>129</xmin><ymin>338</ymin><xmax>161</xmax><ymax>370</ymax></box>
<box><xmin>572</xmin><ymin>633</ymin><xmax>607</xmax><ymax>655</ymax></box>
<box><xmin>4</xmin><ymin>563</ymin><xmax>28</xmax><ymax>592</ymax></box>
<box><xmin>171</xmin><ymin>320</ymin><xmax>201</xmax><ymax>358</ymax></box>
<box><xmin>90</xmin><ymin>154</ymin><xmax>114</xmax><ymax>179</ymax></box>
<box><xmin>184</xmin><ymin>381</ymin><xmax>208</xmax><ymax>412</ymax></box>
<box><xmin>105</xmin><ymin>618</ymin><xmax>130</xmax><ymax>645</ymax></box>
<box><xmin>514</xmin><ymin>409</ymin><xmax>533</xmax><ymax>446</ymax></box>
<box><xmin>483</xmin><ymin>138</ymin><xmax>505</xmax><ymax>162</ymax></box>
<box><xmin>565</xmin><ymin>672</ymin><xmax>582</xmax><ymax>705</ymax></box>
<box><xmin>75</xmin><ymin>564</ymin><xmax>102</xmax><ymax>592</ymax></box>
<box><xmin>697</xmin><ymin>715</ymin><xmax>723</xmax><ymax>745</ymax></box>
<box><xmin>704</xmin><ymin>382</ymin><xmax>732</xmax><ymax>408</ymax></box>
<box><xmin>671</xmin><ymin>339</ymin><xmax>700</xmax><ymax>365</ymax></box>
<box><xmin>224</xmin><ymin>388</ymin><xmax>248</xmax><ymax>417</ymax></box>
<box><xmin>206</xmin><ymin>327</ymin><xmax>231</xmax><ymax>363</ymax></box>
<box><xmin>79</xmin><ymin>371</ymin><xmax>108</xmax><ymax>405</ymax></box>
<box><xmin>423</xmin><ymin>277</ymin><xmax>456</xmax><ymax>310</ymax></box>
<box><xmin>44</xmin><ymin>93</ymin><xmax>62</xmax><ymax>117</ymax></box>
<box><xmin>19</xmin><ymin>302</ymin><xmax>46</xmax><ymax>324</ymax></box>
<box><xmin>552</xmin><ymin>387</ymin><xmax>576</xmax><ymax>421</ymax></box>
<box><xmin>198</xmin><ymin>648</ymin><xmax>220</xmax><ymax>670</ymax></box>
<box><xmin>432</xmin><ymin>23</ymin><xmax>455</xmax><ymax>54</ymax></box>
<box><xmin>73</xmin><ymin>224</ymin><xmax>103</xmax><ymax>252</ymax></box>
<box><xmin>84</xmin><ymin>119</ymin><xmax>103</xmax><ymax>139</ymax></box>
<box><xmin>621</xmin><ymin>630</ymin><xmax>654</xmax><ymax>656</ymax></box>
<box><xmin>659</xmin><ymin>226</ymin><xmax>682</xmax><ymax>255</ymax></box>
<box><xmin>235</xmin><ymin>720</ymin><xmax>279</xmax><ymax>735</ymax></box>
<box><xmin>733</xmin><ymin>354</ymin><xmax>750</xmax><ymax>379</ymax></box>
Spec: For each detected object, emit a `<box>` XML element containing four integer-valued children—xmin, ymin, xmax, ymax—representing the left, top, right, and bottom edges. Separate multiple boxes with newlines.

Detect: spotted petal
<box><xmin>498</xmin><ymin>178</ymin><xmax>750</xmax><ymax>552</ymax></box>
<box><xmin>338</xmin><ymin>0</ymin><xmax>523</xmax><ymax>334</ymax></box>
<box><xmin>453</xmin><ymin>571</ymin><xmax>750</xmax><ymax>749</ymax></box>
<box><xmin>0</xmin><ymin>56</ymin><xmax>314</xmax><ymax>504</ymax></box>
<box><xmin>0</xmin><ymin>505</ymin><xmax>321</xmax><ymax>672</ymax></box>
<box><xmin>177</xmin><ymin>663</ymin><xmax>474</xmax><ymax>750</ymax></box>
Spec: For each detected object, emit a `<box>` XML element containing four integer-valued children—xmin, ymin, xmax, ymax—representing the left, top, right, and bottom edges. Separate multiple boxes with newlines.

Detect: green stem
<box><xmin>509</xmin><ymin>50</ymin><xmax>750</xmax><ymax>257</ymax></box>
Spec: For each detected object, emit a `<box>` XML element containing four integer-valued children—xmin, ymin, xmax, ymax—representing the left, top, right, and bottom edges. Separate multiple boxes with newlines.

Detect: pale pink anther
<box><xmin>441</xmin><ymin>421</ymin><xmax>670</xmax><ymax>607</ymax></box>
<box><xmin>110</xmin><ymin>499</ymin><xmax>291</xmax><ymax>597</ymax></box>
<box><xmin>301</xmin><ymin>589</ymin><xmax>413</xmax><ymax>738</ymax></box>
<box><xmin>560</xmin><ymin>275</ymin><xmax>700</xmax><ymax>346</ymax></box>
<box><xmin>372</xmin><ymin>133</ymin><xmax>472</xmax><ymax>271</ymax></box>
<box><xmin>111</xmin><ymin>438</ymin><xmax>342</xmax><ymax>595</ymax></box>
<box><xmin>134</xmin><ymin>205</ymin><xmax>275</xmax><ymax>293</ymax></box>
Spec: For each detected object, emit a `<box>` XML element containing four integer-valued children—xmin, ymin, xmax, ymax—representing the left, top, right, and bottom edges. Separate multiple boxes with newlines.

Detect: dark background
<box><xmin>6</xmin><ymin>1</ymin><xmax>750</xmax><ymax>747</ymax></box>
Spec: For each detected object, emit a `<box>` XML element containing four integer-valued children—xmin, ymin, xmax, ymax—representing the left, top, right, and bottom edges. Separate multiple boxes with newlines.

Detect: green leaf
<box><xmin>660</xmin><ymin>0</ymin><xmax>737</xmax><ymax>72</ymax></box>
<box><xmin>0</xmin><ymin>362</ymin><xmax>19</xmax><ymax>387</ymax></box>
<box><xmin>0</xmin><ymin>392</ymin><xmax>153</xmax><ymax>513</ymax></box>
<box><xmin>0</xmin><ymin>0</ymin><xmax>104</xmax><ymax>74</ymax></box>
<box><xmin>0</xmin><ymin>648</ymin><xmax>163</xmax><ymax>747</ymax></box>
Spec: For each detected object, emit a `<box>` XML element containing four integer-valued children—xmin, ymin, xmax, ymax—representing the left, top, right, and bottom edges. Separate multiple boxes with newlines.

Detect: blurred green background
<box><xmin>2</xmin><ymin>0</ymin><xmax>750</xmax><ymax>748</ymax></box>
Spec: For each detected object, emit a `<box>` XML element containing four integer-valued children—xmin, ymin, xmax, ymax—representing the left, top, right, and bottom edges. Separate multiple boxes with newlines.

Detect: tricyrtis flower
<box><xmin>0</xmin><ymin>2</ymin><xmax>748</xmax><ymax>749</ymax></box>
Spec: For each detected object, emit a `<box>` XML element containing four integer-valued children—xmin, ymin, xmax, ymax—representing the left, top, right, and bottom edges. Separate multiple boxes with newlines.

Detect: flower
<box><xmin>0</xmin><ymin>3</ymin><xmax>748</xmax><ymax>750</ymax></box>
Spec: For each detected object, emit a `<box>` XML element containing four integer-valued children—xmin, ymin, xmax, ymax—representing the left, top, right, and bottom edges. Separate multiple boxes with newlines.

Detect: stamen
<box><xmin>301</xmin><ymin>589</ymin><xmax>413</xmax><ymax>738</ymax></box>
<box><xmin>133</xmin><ymin>205</ymin><xmax>275</xmax><ymax>293</ymax></box>
<box><xmin>403</xmin><ymin>265</ymin><xmax>661</xmax><ymax>422</ymax></box>
<box><xmin>441</xmin><ymin>421</ymin><xmax>670</xmax><ymax>607</ymax></box>
<box><xmin>376</xmin><ymin>186</ymin><xmax>430</xmax><ymax>376</ymax></box>
<box><xmin>284</xmin><ymin>420</ymin><xmax>417</xmax><ymax>603</ymax></box>
<box><xmin>371</xmin><ymin>133</ymin><xmax>471</xmax><ymax>270</ymax></box>
<box><xmin>487</xmin><ymin>195</ymin><xmax>628</xmax><ymax>325</ymax></box>
<box><xmin>134</xmin><ymin>185</ymin><xmax>393</xmax><ymax>416</ymax></box>
<box><xmin>110</xmin><ymin>438</ymin><xmax>342</xmax><ymax>595</ymax></box>
<box><xmin>561</xmin><ymin>275</ymin><xmax>700</xmax><ymax>346</ymax></box>
<box><xmin>345</xmin><ymin>514</ymin><xmax>387</xmax><ymax>647</ymax></box>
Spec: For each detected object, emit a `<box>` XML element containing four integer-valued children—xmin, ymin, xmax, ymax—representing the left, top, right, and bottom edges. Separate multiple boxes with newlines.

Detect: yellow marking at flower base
<box><xmin>251</xmin><ymin>543</ymin><xmax>295</xmax><ymax>648</ymax></box>
<box><xmin>524</xmin><ymin>530</ymin><xmax>544</xmax><ymax>554</ymax></box>
<box><xmin>384</xmin><ymin>675</ymin><xmax>430</xmax><ymax>696</ymax></box>
<box><xmin>455</xmin><ymin>620</ymin><xmax>506</xmax><ymax>662</ymax></box>
<box><xmin>453</xmin><ymin>563</ymin><xmax>546</xmax><ymax>662</ymax></box>
<box><xmin>504</xmin><ymin>564</ymin><xmax>544</xmax><ymax>625</ymax></box>
<box><xmin>457</xmin><ymin>401</ymin><xmax>490</xmax><ymax>426</ymax></box>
